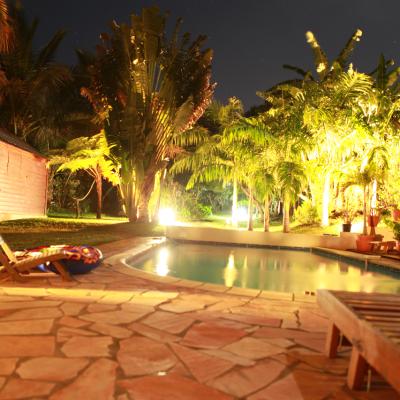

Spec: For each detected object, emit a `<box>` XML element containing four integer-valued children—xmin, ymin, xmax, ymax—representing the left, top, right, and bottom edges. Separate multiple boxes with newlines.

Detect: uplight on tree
<box><xmin>158</xmin><ymin>208</ymin><xmax>176</xmax><ymax>226</ymax></box>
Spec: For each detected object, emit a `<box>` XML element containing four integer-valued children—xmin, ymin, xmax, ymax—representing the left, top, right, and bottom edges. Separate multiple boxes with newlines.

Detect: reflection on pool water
<box><xmin>130</xmin><ymin>243</ymin><xmax>400</xmax><ymax>294</ymax></box>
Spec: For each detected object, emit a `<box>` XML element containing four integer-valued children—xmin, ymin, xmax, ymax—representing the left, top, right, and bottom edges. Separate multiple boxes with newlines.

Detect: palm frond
<box><xmin>335</xmin><ymin>29</ymin><xmax>362</xmax><ymax>71</ymax></box>
<box><xmin>305</xmin><ymin>31</ymin><xmax>329</xmax><ymax>80</ymax></box>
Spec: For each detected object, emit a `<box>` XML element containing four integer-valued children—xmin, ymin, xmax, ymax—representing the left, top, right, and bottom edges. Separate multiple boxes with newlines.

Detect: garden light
<box><xmin>233</xmin><ymin>207</ymin><xmax>248</xmax><ymax>222</ymax></box>
<box><xmin>158</xmin><ymin>208</ymin><xmax>176</xmax><ymax>225</ymax></box>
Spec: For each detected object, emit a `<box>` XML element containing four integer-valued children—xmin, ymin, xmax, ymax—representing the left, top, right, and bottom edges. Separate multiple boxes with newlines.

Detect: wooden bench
<box><xmin>317</xmin><ymin>290</ymin><xmax>400</xmax><ymax>393</ymax></box>
<box><xmin>370</xmin><ymin>241</ymin><xmax>396</xmax><ymax>253</ymax></box>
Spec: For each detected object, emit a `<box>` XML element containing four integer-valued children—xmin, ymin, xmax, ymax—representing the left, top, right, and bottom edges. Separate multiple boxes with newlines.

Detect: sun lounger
<box><xmin>0</xmin><ymin>235</ymin><xmax>72</xmax><ymax>282</ymax></box>
<box><xmin>317</xmin><ymin>289</ymin><xmax>400</xmax><ymax>393</ymax></box>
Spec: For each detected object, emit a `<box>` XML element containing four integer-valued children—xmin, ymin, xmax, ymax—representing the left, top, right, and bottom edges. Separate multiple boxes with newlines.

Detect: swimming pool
<box><xmin>129</xmin><ymin>242</ymin><xmax>400</xmax><ymax>294</ymax></box>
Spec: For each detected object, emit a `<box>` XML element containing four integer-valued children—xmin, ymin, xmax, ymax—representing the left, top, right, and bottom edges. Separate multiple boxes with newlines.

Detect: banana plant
<box><xmin>80</xmin><ymin>7</ymin><xmax>215</xmax><ymax>222</ymax></box>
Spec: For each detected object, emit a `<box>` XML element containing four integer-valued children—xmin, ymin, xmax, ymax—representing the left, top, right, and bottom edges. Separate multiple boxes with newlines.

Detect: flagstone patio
<box><xmin>0</xmin><ymin>237</ymin><xmax>398</xmax><ymax>399</ymax></box>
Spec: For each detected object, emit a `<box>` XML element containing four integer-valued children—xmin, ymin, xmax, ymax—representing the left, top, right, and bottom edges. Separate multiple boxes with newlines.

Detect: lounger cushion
<box><xmin>32</xmin><ymin>245</ymin><xmax>103</xmax><ymax>275</ymax></box>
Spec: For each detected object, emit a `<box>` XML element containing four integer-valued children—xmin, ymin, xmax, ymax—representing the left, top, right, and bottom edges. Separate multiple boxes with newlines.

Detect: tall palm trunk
<box><xmin>231</xmin><ymin>175</ymin><xmax>238</xmax><ymax>227</ymax></box>
<box><xmin>362</xmin><ymin>184</ymin><xmax>368</xmax><ymax>235</ymax></box>
<box><xmin>371</xmin><ymin>179</ymin><xmax>377</xmax><ymax>210</ymax></box>
<box><xmin>321</xmin><ymin>170</ymin><xmax>331</xmax><ymax>227</ymax></box>
<box><xmin>264</xmin><ymin>194</ymin><xmax>270</xmax><ymax>232</ymax></box>
<box><xmin>247</xmin><ymin>188</ymin><xmax>253</xmax><ymax>231</ymax></box>
<box><xmin>283</xmin><ymin>195</ymin><xmax>290</xmax><ymax>233</ymax></box>
<box><xmin>151</xmin><ymin>170</ymin><xmax>164</xmax><ymax>222</ymax></box>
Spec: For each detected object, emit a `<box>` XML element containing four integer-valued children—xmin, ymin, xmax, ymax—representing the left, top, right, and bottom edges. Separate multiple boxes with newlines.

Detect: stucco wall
<box><xmin>0</xmin><ymin>141</ymin><xmax>47</xmax><ymax>221</ymax></box>
<box><xmin>166</xmin><ymin>225</ymin><xmax>361</xmax><ymax>250</ymax></box>
<box><xmin>167</xmin><ymin>224</ymin><xmax>396</xmax><ymax>250</ymax></box>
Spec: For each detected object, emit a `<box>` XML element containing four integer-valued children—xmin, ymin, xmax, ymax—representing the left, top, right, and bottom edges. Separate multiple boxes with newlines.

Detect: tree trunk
<box><xmin>95</xmin><ymin>173</ymin><xmax>102</xmax><ymax>219</ymax></box>
<box><xmin>264</xmin><ymin>194</ymin><xmax>270</xmax><ymax>232</ymax></box>
<box><xmin>75</xmin><ymin>199</ymin><xmax>81</xmax><ymax>219</ymax></box>
<box><xmin>283</xmin><ymin>197</ymin><xmax>290</xmax><ymax>233</ymax></box>
<box><xmin>371</xmin><ymin>180</ymin><xmax>377</xmax><ymax>211</ymax></box>
<box><xmin>308</xmin><ymin>178</ymin><xmax>316</xmax><ymax>206</ymax></box>
<box><xmin>363</xmin><ymin>184</ymin><xmax>368</xmax><ymax>235</ymax></box>
<box><xmin>152</xmin><ymin>170</ymin><xmax>164</xmax><ymax>222</ymax></box>
<box><xmin>247</xmin><ymin>188</ymin><xmax>253</xmax><ymax>231</ymax></box>
<box><xmin>231</xmin><ymin>175</ymin><xmax>238</xmax><ymax>227</ymax></box>
<box><xmin>119</xmin><ymin>182</ymin><xmax>138</xmax><ymax>222</ymax></box>
<box><xmin>339</xmin><ymin>183</ymin><xmax>346</xmax><ymax>210</ymax></box>
<box><xmin>137</xmin><ymin>171</ymin><xmax>157</xmax><ymax>223</ymax></box>
<box><xmin>321</xmin><ymin>170</ymin><xmax>331</xmax><ymax>227</ymax></box>
<box><xmin>127</xmin><ymin>206</ymin><xmax>138</xmax><ymax>222</ymax></box>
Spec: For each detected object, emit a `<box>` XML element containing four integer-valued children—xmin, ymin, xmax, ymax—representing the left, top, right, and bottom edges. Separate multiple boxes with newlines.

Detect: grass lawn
<box><xmin>0</xmin><ymin>211</ymin><xmax>363</xmax><ymax>251</ymax></box>
<box><xmin>0</xmin><ymin>215</ymin><xmax>164</xmax><ymax>250</ymax></box>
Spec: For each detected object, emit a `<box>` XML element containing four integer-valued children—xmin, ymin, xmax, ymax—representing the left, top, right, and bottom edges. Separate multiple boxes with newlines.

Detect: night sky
<box><xmin>23</xmin><ymin>0</ymin><xmax>400</xmax><ymax>109</ymax></box>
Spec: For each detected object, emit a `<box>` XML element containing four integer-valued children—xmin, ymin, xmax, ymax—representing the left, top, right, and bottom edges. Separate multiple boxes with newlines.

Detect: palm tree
<box><xmin>171</xmin><ymin>98</ymin><xmax>247</xmax><ymax>226</ymax></box>
<box><xmin>280</xmin><ymin>29</ymin><xmax>367</xmax><ymax>227</ymax></box>
<box><xmin>80</xmin><ymin>7</ymin><xmax>215</xmax><ymax>222</ymax></box>
<box><xmin>225</xmin><ymin>116</ymin><xmax>277</xmax><ymax>230</ymax></box>
<box><xmin>171</xmin><ymin>130</ymin><xmax>243</xmax><ymax>225</ymax></box>
<box><xmin>280</xmin><ymin>65</ymin><xmax>375</xmax><ymax>228</ymax></box>
<box><xmin>276</xmin><ymin>161</ymin><xmax>306</xmax><ymax>233</ymax></box>
<box><xmin>257</xmin><ymin>74</ymin><xmax>314</xmax><ymax>232</ymax></box>
<box><xmin>256</xmin><ymin>170</ymin><xmax>275</xmax><ymax>232</ymax></box>
<box><xmin>283</xmin><ymin>29</ymin><xmax>363</xmax><ymax>82</ymax></box>
<box><xmin>0</xmin><ymin>3</ymin><xmax>71</xmax><ymax>151</ymax></box>
<box><xmin>0</xmin><ymin>0</ymin><xmax>13</xmax><ymax>52</ymax></box>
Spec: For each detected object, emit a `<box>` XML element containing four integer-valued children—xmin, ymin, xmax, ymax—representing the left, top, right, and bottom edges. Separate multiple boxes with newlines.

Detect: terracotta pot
<box><xmin>342</xmin><ymin>223</ymin><xmax>352</xmax><ymax>232</ymax></box>
<box><xmin>356</xmin><ymin>235</ymin><xmax>374</xmax><ymax>252</ymax></box>
<box><xmin>392</xmin><ymin>209</ymin><xmax>400</xmax><ymax>222</ymax></box>
<box><xmin>367</xmin><ymin>215</ymin><xmax>380</xmax><ymax>227</ymax></box>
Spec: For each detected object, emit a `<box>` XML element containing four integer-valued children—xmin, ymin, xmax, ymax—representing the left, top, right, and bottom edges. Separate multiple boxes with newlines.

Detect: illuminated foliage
<box><xmin>0</xmin><ymin>3</ymin><xmax>71</xmax><ymax>150</ymax></box>
<box><xmin>80</xmin><ymin>7</ymin><xmax>215</xmax><ymax>222</ymax></box>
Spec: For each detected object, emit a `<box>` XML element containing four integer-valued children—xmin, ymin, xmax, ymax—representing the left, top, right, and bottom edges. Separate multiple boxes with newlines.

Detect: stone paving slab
<box><xmin>0</xmin><ymin>236</ymin><xmax>397</xmax><ymax>399</ymax></box>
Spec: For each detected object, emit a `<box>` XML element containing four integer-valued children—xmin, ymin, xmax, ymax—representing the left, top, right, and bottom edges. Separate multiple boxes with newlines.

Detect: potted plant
<box><xmin>340</xmin><ymin>188</ymin><xmax>359</xmax><ymax>233</ymax></box>
<box><xmin>342</xmin><ymin>207</ymin><xmax>356</xmax><ymax>232</ymax></box>
<box><xmin>367</xmin><ymin>209</ymin><xmax>380</xmax><ymax>237</ymax></box>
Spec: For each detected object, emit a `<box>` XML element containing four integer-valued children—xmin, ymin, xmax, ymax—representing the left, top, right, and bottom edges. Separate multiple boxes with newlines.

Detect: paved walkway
<box><xmin>0</xmin><ymin>238</ymin><xmax>398</xmax><ymax>399</ymax></box>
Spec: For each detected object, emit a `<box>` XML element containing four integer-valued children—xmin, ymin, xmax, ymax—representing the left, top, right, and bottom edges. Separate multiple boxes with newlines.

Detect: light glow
<box><xmin>233</xmin><ymin>207</ymin><xmax>249</xmax><ymax>222</ymax></box>
<box><xmin>224</xmin><ymin>251</ymin><xmax>237</xmax><ymax>287</ymax></box>
<box><xmin>158</xmin><ymin>208</ymin><xmax>176</xmax><ymax>225</ymax></box>
<box><xmin>155</xmin><ymin>248</ymin><xmax>169</xmax><ymax>276</ymax></box>
<box><xmin>351</xmin><ymin>221</ymin><xmax>363</xmax><ymax>233</ymax></box>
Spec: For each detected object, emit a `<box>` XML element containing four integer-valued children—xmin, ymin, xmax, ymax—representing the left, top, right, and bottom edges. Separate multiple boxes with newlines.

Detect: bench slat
<box><xmin>317</xmin><ymin>289</ymin><xmax>400</xmax><ymax>393</ymax></box>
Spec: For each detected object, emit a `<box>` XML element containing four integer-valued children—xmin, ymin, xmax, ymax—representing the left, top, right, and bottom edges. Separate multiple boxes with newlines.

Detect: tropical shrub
<box><xmin>294</xmin><ymin>201</ymin><xmax>320</xmax><ymax>225</ymax></box>
<box><xmin>160</xmin><ymin>181</ymin><xmax>212</xmax><ymax>221</ymax></box>
<box><xmin>180</xmin><ymin>200</ymin><xmax>212</xmax><ymax>221</ymax></box>
<box><xmin>384</xmin><ymin>219</ymin><xmax>400</xmax><ymax>241</ymax></box>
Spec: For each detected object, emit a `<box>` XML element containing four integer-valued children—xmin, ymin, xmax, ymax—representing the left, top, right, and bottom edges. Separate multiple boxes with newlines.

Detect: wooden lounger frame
<box><xmin>0</xmin><ymin>235</ymin><xmax>72</xmax><ymax>282</ymax></box>
<box><xmin>318</xmin><ymin>290</ymin><xmax>400</xmax><ymax>393</ymax></box>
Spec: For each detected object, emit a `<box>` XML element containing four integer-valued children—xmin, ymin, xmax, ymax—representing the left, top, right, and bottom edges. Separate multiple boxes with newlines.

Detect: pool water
<box><xmin>130</xmin><ymin>243</ymin><xmax>400</xmax><ymax>294</ymax></box>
